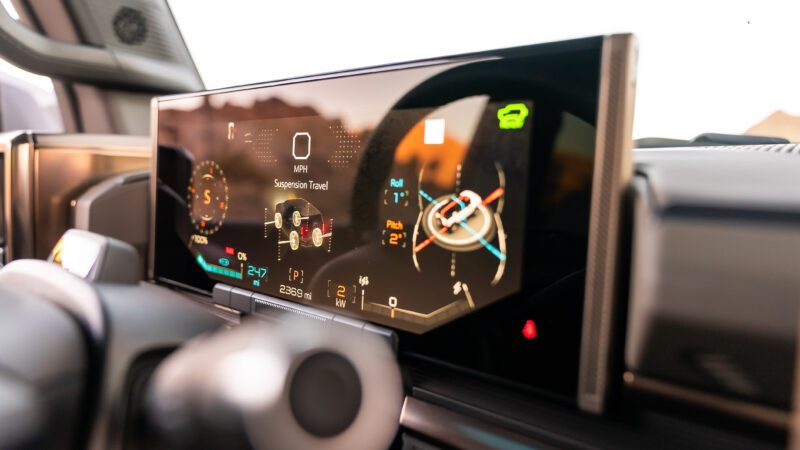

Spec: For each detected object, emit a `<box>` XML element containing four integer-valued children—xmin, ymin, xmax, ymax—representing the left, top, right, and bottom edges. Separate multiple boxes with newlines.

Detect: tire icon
<box><xmin>312</xmin><ymin>227</ymin><xmax>324</xmax><ymax>247</ymax></box>
<box><xmin>274</xmin><ymin>212</ymin><xmax>283</xmax><ymax>229</ymax></box>
<box><xmin>292</xmin><ymin>210</ymin><xmax>302</xmax><ymax>227</ymax></box>
<box><xmin>289</xmin><ymin>230</ymin><xmax>300</xmax><ymax>251</ymax></box>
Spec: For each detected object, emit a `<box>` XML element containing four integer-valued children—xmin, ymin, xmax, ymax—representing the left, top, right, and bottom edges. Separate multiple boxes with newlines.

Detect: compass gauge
<box><xmin>413</xmin><ymin>163</ymin><xmax>508</xmax><ymax>286</ymax></box>
<box><xmin>420</xmin><ymin>189</ymin><xmax>498</xmax><ymax>253</ymax></box>
<box><xmin>187</xmin><ymin>160</ymin><xmax>229</xmax><ymax>235</ymax></box>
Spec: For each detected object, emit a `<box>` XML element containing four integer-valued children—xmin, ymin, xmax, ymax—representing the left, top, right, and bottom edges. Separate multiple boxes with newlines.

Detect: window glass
<box><xmin>0</xmin><ymin>58</ymin><xmax>63</xmax><ymax>133</ymax></box>
<box><xmin>168</xmin><ymin>0</ymin><xmax>800</xmax><ymax>142</ymax></box>
<box><xmin>0</xmin><ymin>0</ymin><xmax>63</xmax><ymax>133</ymax></box>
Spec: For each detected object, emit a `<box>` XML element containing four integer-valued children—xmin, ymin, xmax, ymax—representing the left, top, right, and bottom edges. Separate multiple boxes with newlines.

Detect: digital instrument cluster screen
<box><xmin>155</xmin><ymin>44</ymin><xmax>600</xmax><ymax>337</ymax></box>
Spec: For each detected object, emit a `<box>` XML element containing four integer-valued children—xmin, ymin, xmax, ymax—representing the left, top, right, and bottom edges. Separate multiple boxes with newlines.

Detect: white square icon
<box><xmin>424</xmin><ymin>118</ymin><xmax>445</xmax><ymax>145</ymax></box>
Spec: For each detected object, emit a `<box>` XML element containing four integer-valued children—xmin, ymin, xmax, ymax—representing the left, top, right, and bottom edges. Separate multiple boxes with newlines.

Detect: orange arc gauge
<box><xmin>187</xmin><ymin>160</ymin><xmax>229</xmax><ymax>236</ymax></box>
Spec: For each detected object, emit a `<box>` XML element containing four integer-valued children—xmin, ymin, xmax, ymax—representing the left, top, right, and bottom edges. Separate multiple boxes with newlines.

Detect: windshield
<box><xmin>168</xmin><ymin>0</ymin><xmax>800</xmax><ymax>143</ymax></box>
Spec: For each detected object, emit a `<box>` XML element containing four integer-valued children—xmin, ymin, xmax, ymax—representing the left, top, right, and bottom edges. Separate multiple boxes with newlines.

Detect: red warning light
<box><xmin>225</xmin><ymin>246</ymin><xmax>235</xmax><ymax>255</ymax></box>
<box><xmin>522</xmin><ymin>320</ymin><xmax>537</xmax><ymax>340</ymax></box>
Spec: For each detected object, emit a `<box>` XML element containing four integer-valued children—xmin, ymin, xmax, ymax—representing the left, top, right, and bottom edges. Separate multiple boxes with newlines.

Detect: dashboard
<box><xmin>0</xmin><ymin>7</ymin><xmax>794</xmax><ymax>446</ymax></box>
<box><xmin>152</xmin><ymin>36</ymin><xmax>629</xmax><ymax>399</ymax></box>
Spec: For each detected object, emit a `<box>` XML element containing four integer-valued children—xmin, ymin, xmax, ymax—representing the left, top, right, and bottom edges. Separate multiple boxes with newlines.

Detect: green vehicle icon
<box><xmin>497</xmin><ymin>103</ymin><xmax>530</xmax><ymax>130</ymax></box>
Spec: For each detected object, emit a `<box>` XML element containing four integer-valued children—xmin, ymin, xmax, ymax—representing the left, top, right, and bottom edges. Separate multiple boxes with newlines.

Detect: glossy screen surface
<box><xmin>156</xmin><ymin>40</ymin><xmax>600</xmax><ymax>344</ymax></box>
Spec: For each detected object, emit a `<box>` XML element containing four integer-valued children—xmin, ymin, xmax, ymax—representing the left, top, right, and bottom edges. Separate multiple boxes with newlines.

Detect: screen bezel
<box><xmin>147</xmin><ymin>34</ymin><xmax>636</xmax><ymax>413</ymax></box>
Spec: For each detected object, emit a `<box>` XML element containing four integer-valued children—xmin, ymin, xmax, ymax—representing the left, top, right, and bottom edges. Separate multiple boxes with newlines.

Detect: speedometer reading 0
<box><xmin>188</xmin><ymin>160</ymin><xmax>229</xmax><ymax>235</ymax></box>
